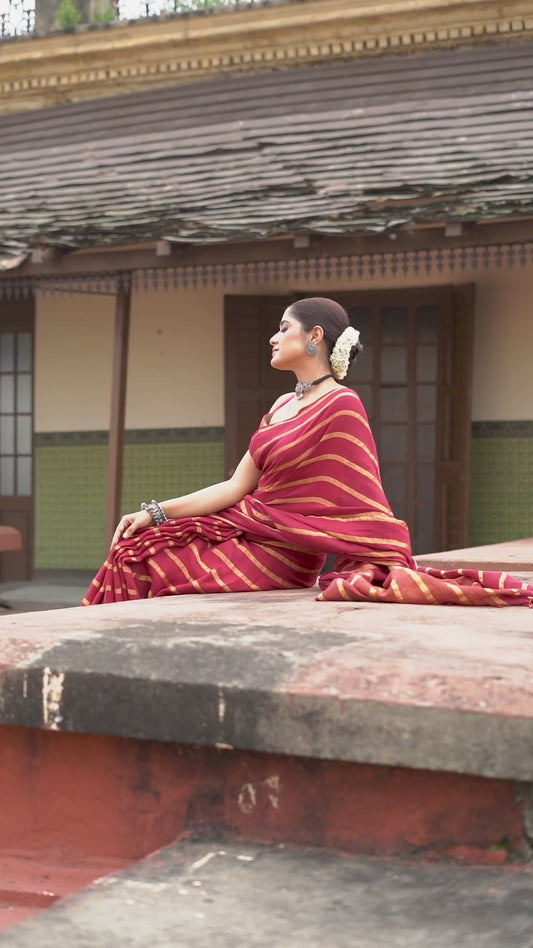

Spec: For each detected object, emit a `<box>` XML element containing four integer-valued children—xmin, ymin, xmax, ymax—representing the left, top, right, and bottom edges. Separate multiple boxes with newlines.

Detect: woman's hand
<box><xmin>108</xmin><ymin>450</ymin><xmax>260</xmax><ymax>550</ymax></box>
<box><xmin>111</xmin><ymin>509</ymin><xmax>153</xmax><ymax>547</ymax></box>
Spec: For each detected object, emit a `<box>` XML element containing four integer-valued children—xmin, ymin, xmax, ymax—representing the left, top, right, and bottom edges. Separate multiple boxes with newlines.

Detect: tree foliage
<box><xmin>56</xmin><ymin>0</ymin><xmax>83</xmax><ymax>30</ymax></box>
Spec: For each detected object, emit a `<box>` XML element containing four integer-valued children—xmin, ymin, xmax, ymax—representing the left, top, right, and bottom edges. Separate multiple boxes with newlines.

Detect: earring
<box><xmin>305</xmin><ymin>341</ymin><xmax>318</xmax><ymax>355</ymax></box>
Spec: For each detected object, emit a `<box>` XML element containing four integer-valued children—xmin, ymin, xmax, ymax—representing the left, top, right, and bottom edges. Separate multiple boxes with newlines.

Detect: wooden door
<box><xmin>224</xmin><ymin>286</ymin><xmax>474</xmax><ymax>554</ymax></box>
<box><xmin>0</xmin><ymin>298</ymin><xmax>34</xmax><ymax>581</ymax></box>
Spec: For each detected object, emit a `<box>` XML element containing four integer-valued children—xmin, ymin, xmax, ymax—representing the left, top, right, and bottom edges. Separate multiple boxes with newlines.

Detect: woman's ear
<box><xmin>310</xmin><ymin>324</ymin><xmax>324</xmax><ymax>344</ymax></box>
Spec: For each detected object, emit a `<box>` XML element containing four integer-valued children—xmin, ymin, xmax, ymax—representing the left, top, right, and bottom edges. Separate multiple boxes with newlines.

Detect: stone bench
<box><xmin>0</xmin><ymin>526</ymin><xmax>23</xmax><ymax>610</ymax></box>
<box><xmin>0</xmin><ymin>551</ymin><xmax>532</xmax><ymax>935</ymax></box>
<box><xmin>0</xmin><ymin>525</ymin><xmax>22</xmax><ymax>553</ymax></box>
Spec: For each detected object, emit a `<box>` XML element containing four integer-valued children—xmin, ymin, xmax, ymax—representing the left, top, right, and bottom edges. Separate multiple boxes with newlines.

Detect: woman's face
<box><xmin>269</xmin><ymin>309</ymin><xmax>307</xmax><ymax>370</ymax></box>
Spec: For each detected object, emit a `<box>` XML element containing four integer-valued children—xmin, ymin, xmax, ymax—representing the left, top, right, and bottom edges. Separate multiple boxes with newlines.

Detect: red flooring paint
<box><xmin>0</xmin><ymin>855</ymin><xmax>129</xmax><ymax>932</ymax></box>
<box><xmin>0</xmin><ymin>724</ymin><xmax>527</xmax><ymax>931</ymax></box>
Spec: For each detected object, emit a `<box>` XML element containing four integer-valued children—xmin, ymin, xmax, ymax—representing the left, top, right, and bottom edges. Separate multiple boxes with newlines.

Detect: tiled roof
<box><xmin>1</xmin><ymin>42</ymin><xmax>532</xmax><ymax>259</ymax></box>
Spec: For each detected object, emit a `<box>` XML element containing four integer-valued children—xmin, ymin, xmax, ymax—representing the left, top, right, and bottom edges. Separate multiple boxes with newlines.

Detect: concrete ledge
<box><xmin>1</xmin><ymin>839</ymin><xmax>532</xmax><ymax>948</ymax></box>
<box><xmin>417</xmin><ymin>537</ymin><xmax>533</xmax><ymax>571</ymax></box>
<box><xmin>1</xmin><ymin>587</ymin><xmax>533</xmax><ymax>781</ymax></box>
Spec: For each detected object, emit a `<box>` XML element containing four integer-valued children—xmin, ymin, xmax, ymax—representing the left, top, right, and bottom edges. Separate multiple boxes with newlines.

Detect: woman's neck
<box><xmin>294</xmin><ymin>372</ymin><xmax>337</xmax><ymax>401</ymax></box>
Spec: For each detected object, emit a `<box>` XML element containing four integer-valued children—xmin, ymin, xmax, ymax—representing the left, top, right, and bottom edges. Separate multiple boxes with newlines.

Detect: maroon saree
<box><xmin>83</xmin><ymin>389</ymin><xmax>533</xmax><ymax>607</ymax></box>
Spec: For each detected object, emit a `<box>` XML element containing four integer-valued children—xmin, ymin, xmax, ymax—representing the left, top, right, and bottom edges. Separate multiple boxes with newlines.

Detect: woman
<box><xmin>83</xmin><ymin>298</ymin><xmax>532</xmax><ymax>607</ymax></box>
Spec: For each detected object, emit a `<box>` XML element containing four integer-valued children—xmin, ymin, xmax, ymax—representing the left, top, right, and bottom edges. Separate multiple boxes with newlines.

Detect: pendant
<box><xmin>295</xmin><ymin>380</ymin><xmax>312</xmax><ymax>400</ymax></box>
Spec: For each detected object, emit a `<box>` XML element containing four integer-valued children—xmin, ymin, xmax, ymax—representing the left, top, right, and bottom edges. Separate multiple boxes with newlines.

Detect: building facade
<box><xmin>1</xmin><ymin>0</ymin><xmax>532</xmax><ymax>577</ymax></box>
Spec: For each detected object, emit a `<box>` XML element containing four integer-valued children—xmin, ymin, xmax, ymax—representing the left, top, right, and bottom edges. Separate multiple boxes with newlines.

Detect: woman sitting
<box><xmin>83</xmin><ymin>297</ymin><xmax>532</xmax><ymax>608</ymax></box>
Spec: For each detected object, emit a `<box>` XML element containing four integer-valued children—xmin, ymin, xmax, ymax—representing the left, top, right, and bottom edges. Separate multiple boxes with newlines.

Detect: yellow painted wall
<box><xmin>35</xmin><ymin>286</ymin><xmax>223</xmax><ymax>431</ymax></box>
<box><xmin>35</xmin><ymin>291</ymin><xmax>115</xmax><ymax>432</ymax></box>
<box><xmin>35</xmin><ymin>258</ymin><xmax>533</xmax><ymax>431</ymax></box>
<box><xmin>126</xmin><ymin>286</ymin><xmax>223</xmax><ymax>429</ymax></box>
<box><xmin>472</xmin><ymin>269</ymin><xmax>533</xmax><ymax>421</ymax></box>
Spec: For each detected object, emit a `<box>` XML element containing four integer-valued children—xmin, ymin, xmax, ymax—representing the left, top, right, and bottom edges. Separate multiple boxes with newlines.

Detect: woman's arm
<box><xmin>112</xmin><ymin>450</ymin><xmax>260</xmax><ymax>546</ymax></box>
<box><xmin>161</xmin><ymin>449</ymin><xmax>260</xmax><ymax>519</ymax></box>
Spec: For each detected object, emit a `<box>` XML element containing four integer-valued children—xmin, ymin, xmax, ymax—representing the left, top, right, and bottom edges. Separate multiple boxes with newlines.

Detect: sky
<box><xmin>0</xmin><ymin>0</ymin><xmax>235</xmax><ymax>33</ymax></box>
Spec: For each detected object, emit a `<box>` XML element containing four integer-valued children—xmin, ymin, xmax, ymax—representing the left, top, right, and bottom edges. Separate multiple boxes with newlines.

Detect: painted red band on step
<box><xmin>0</xmin><ymin>724</ymin><xmax>526</xmax><ymax>931</ymax></box>
<box><xmin>0</xmin><ymin>725</ymin><xmax>525</xmax><ymax>866</ymax></box>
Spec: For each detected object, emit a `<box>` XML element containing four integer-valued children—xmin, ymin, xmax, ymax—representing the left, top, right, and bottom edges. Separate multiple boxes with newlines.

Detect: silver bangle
<box><xmin>141</xmin><ymin>499</ymin><xmax>168</xmax><ymax>525</ymax></box>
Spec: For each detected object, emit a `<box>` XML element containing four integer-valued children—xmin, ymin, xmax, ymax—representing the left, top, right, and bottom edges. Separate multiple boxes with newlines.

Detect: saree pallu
<box><xmin>318</xmin><ymin>560</ymin><xmax>533</xmax><ymax>607</ymax></box>
<box><xmin>83</xmin><ymin>389</ymin><xmax>533</xmax><ymax>607</ymax></box>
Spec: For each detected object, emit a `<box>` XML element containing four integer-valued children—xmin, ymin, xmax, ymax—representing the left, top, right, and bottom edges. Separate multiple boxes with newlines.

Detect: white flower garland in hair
<box><xmin>330</xmin><ymin>327</ymin><xmax>360</xmax><ymax>380</ymax></box>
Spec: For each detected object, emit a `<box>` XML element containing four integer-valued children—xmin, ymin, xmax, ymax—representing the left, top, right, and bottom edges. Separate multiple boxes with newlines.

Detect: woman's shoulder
<box><xmin>329</xmin><ymin>385</ymin><xmax>365</xmax><ymax>408</ymax></box>
<box><xmin>318</xmin><ymin>389</ymin><xmax>373</xmax><ymax>446</ymax></box>
<box><xmin>323</xmin><ymin>387</ymin><xmax>370</xmax><ymax>424</ymax></box>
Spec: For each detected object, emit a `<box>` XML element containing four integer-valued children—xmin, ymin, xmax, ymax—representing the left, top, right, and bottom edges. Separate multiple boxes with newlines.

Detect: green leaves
<box><xmin>55</xmin><ymin>0</ymin><xmax>83</xmax><ymax>30</ymax></box>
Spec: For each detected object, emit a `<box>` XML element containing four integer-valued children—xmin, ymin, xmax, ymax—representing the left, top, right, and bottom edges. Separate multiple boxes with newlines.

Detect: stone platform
<box><xmin>1</xmin><ymin>585</ymin><xmax>532</xmax><ymax>781</ymax></box>
<box><xmin>0</xmin><ymin>539</ymin><xmax>532</xmax><ymax>938</ymax></box>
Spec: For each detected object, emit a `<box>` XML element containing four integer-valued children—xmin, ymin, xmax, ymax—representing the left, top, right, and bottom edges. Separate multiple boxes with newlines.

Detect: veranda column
<box><xmin>105</xmin><ymin>281</ymin><xmax>131</xmax><ymax>552</ymax></box>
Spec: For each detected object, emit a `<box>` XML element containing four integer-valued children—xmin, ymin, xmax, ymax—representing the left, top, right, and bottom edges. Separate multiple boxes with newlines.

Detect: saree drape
<box><xmin>83</xmin><ymin>389</ymin><xmax>533</xmax><ymax>607</ymax></box>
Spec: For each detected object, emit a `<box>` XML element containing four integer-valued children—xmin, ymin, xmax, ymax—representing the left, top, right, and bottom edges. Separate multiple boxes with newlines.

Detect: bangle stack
<box><xmin>141</xmin><ymin>499</ymin><xmax>169</xmax><ymax>525</ymax></box>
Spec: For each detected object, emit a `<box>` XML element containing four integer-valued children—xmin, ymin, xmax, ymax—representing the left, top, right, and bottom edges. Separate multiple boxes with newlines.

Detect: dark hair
<box><xmin>288</xmin><ymin>297</ymin><xmax>361</xmax><ymax>361</ymax></box>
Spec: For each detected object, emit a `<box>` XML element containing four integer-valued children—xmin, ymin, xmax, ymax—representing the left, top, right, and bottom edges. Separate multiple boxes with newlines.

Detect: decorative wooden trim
<box><xmin>1</xmin><ymin>242</ymin><xmax>532</xmax><ymax>298</ymax></box>
<box><xmin>4</xmin><ymin>220</ymin><xmax>533</xmax><ymax>281</ymax></box>
<box><xmin>1</xmin><ymin>0</ymin><xmax>533</xmax><ymax>112</ymax></box>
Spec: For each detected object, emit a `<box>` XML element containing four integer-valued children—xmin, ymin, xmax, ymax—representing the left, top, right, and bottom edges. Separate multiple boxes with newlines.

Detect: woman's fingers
<box><xmin>111</xmin><ymin>513</ymin><xmax>136</xmax><ymax>547</ymax></box>
<box><xmin>123</xmin><ymin>513</ymin><xmax>143</xmax><ymax>539</ymax></box>
<box><xmin>111</xmin><ymin>510</ymin><xmax>153</xmax><ymax>547</ymax></box>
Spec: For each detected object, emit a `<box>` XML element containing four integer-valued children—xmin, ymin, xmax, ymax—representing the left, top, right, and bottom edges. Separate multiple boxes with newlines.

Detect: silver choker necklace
<box><xmin>295</xmin><ymin>374</ymin><xmax>334</xmax><ymax>400</ymax></box>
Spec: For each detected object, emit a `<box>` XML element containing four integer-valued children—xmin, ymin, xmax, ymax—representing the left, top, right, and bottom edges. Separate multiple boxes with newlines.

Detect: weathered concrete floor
<box><xmin>1</xmin><ymin>840</ymin><xmax>532</xmax><ymax>948</ymax></box>
<box><xmin>0</xmin><ymin>570</ymin><xmax>93</xmax><ymax>614</ymax></box>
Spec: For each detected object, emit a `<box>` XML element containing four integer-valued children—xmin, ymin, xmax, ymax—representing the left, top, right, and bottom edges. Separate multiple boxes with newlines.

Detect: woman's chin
<box><xmin>271</xmin><ymin>354</ymin><xmax>290</xmax><ymax>370</ymax></box>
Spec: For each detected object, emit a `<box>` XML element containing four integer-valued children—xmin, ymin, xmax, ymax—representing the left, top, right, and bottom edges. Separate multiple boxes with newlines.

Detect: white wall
<box><xmin>34</xmin><ymin>257</ymin><xmax>533</xmax><ymax>431</ymax></box>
